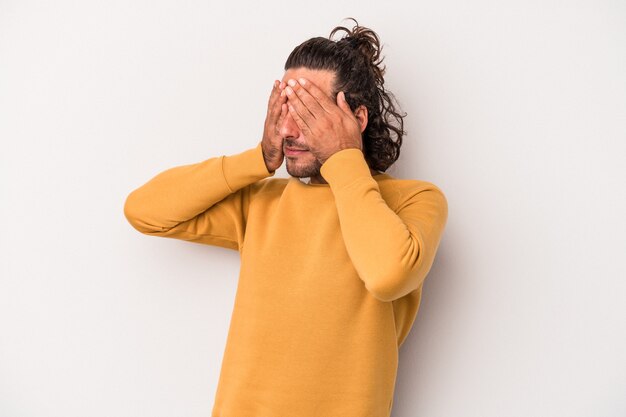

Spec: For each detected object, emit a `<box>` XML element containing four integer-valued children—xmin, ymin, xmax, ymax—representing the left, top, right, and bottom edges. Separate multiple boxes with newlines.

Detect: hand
<box><xmin>284</xmin><ymin>77</ymin><xmax>364</xmax><ymax>164</ymax></box>
<box><xmin>261</xmin><ymin>80</ymin><xmax>288</xmax><ymax>172</ymax></box>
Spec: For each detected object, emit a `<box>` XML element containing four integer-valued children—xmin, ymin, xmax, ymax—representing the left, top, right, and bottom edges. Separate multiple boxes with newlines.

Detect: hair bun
<box><xmin>330</xmin><ymin>18</ymin><xmax>386</xmax><ymax>80</ymax></box>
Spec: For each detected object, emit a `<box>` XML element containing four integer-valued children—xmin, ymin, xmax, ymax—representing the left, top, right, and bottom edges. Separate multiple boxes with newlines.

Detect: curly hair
<box><xmin>283</xmin><ymin>17</ymin><xmax>406</xmax><ymax>172</ymax></box>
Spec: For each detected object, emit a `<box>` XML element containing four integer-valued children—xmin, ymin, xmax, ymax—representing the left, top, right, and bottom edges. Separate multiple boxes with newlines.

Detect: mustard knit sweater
<box><xmin>123</xmin><ymin>142</ymin><xmax>448</xmax><ymax>416</ymax></box>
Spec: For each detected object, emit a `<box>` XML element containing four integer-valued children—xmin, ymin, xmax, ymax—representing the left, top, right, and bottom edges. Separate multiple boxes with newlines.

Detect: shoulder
<box><xmin>378</xmin><ymin>176</ymin><xmax>448</xmax><ymax>212</ymax></box>
<box><xmin>380</xmin><ymin>176</ymin><xmax>445</xmax><ymax>194</ymax></box>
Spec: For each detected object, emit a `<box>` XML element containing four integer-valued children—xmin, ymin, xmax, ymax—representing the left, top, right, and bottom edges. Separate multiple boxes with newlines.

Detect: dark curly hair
<box><xmin>284</xmin><ymin>17</ymin><xmax>406</xmax><ymax>172</ymax></box>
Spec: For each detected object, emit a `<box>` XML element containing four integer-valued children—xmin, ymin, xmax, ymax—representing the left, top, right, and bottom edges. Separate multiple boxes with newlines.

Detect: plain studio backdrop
<box><xmin>1</xmin><ymin>1</ymin><xmax>625</xmax><ymax>416</ymax></box>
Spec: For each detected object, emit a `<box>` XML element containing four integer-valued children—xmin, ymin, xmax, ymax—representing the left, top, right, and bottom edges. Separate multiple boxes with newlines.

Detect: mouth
<box><xmin>284</xmin><ymin>147</ymin><xmax>309</xmax><ymax>156</ymax></box>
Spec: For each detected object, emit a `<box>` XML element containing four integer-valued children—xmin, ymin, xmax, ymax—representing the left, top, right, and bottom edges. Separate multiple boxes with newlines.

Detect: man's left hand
<box><xmin>284</xmin><ymin>78</ymin><xmax>363</xmax><ymax>164</ymax></box>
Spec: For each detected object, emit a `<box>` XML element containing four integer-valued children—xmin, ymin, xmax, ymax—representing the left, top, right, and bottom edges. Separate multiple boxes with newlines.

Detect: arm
<box><xmin>320</xmin><ymin>148</ymin><xmax>448</xmax><ymax>302</ymax></box>
<box><xmin>123</xmin><ymin>142</ymin><xmax>274</xmax><ymax>250</ymax></box>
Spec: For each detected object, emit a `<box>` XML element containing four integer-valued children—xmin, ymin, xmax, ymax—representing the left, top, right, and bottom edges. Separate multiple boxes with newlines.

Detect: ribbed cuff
<box><xmin>222</xmin><ymin>141</ymin><xmax>275</xmax><ymax>192</ymax></box>
<box><xmin>320</xmin><ymin>148</ymin><xmax>373</xmax><ymax>189</ymax></box>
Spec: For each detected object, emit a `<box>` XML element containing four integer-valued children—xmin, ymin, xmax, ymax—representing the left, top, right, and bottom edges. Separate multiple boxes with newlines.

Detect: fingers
<box><xmin>268</xmin><ymin>80</ymin><xmax>287</xmax><ymax>123</ymax></box>
<box><xmin>284</xmin><ymin>79</ymin><xmax>327</xmax><ymax>120</ymax></box>
<box><xmin>293</xmin><ymin>77</ymin><xmax>337</xmax><ymax>113</ymax></box>
<box><xmin>274</xmin><ymin>102</ymin><xmax>288</xmax><ymax>135</ymax></box>
<box><xmin>269</xmin><ymin>80</ymin><xmax>287</xmax><ymax>108</ymax></box>
<box><xmin>284</xmin><ymin>84</ymin><xmax>316</xmax><ymax>131</ymax></box>
<box><xmin>267</xmin><ymin>80</ymin><xmax>279</xmax><ymax>108</ymax></box>
<box><xmin>336</xmin><ymin>91</ymin><xmax>355</xmax><ymax>118</ymax></box>
<box><xmin>286</xmin><ymin>100</ymin><xmax>312</xmax><ymax>134</ymax></box>
<box><xmin>287</xmin><ymin>103</ymin><xmax>311</xmax><ymax>134</ymax></box>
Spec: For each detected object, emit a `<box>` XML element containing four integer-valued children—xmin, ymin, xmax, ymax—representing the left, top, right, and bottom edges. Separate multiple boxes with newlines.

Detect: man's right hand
<box><xmin>261</xmin><ymin>80</ymin><xmax>288</xmax><ymax>173</ymax></box>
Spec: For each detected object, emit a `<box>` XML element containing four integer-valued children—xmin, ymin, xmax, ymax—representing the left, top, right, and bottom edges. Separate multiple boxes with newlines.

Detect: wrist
<box><xmin>261</xmin><ymin>143</ymin><xmax>276</xmax><ymax>172</ymax></box>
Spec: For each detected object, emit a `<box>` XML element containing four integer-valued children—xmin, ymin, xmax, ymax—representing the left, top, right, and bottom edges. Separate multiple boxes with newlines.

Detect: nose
<box><xmin>278</xmin><ymin>110</ymin><xmax>301</xmax><ymax>139</ymax></box>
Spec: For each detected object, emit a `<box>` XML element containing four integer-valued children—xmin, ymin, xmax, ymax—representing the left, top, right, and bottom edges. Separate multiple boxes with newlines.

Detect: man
<box><xmin>124</xmin><ymin>18</ymin><xmax>448</xmax><ymax>417</ymax></box>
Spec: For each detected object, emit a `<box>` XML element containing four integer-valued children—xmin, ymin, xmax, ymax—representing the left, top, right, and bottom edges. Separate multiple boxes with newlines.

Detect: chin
<box><xmin>285</xmin><ymin>158</ymin><xmax>322</xmax><ymax>178</ymax></box>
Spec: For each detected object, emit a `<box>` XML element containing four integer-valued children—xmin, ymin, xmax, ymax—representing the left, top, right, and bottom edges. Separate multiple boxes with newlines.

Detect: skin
<box><xmin>261</xmin><ymin>67</ymin><xmax>381</xmax><ymax>184</ymax></box>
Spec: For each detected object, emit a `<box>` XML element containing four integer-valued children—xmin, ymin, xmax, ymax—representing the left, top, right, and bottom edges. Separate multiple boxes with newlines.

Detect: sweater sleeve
<box><xmin>320</xmin><ymin>148</ymin><xmax>448</xmax><ymax>302</ymax></box>
<box><xmin>123</xmin><ymin>141</ymin><xmax>275</xmax><ymax>251</ymax></box>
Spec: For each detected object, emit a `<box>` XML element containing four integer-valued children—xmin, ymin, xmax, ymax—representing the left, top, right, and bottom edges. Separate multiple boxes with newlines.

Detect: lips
<box><xmin>284</xmin><ymin>147</ymin><xmax>309</xmax><ymax>156</ymax></box>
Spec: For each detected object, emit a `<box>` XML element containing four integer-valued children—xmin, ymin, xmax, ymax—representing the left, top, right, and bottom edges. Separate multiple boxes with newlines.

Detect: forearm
<box><xmin>123</xmin><ymin>141</ymin><xmax>274</xmax><ymax>234</ymax></box>
<box><xmin>320</xmin><ymin>149</ymin><xmax>448</xmax><ymax>302</ymax></box>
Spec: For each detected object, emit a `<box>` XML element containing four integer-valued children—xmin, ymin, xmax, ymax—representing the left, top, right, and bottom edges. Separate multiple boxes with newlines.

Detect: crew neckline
<box><xmin>290</xmin><ymin>172</ymin><xmax>392</xmax><ymax>187</ymax></box>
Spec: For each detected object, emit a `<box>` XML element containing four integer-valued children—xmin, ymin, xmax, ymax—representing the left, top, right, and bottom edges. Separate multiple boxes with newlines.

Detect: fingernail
<box><xmin>286</xmin><ymin>86</ymin><xmax>293</xmax><ymax>95</ymax></box>
<box><xmin>287</xmin><ymin>79</ymin><xmax>297</xmax><ymax>87</ymax></box>
<box><xmin>298</xmin><ymin>78</ymin><xmax>306</xmax><ymax>85</ymax></box>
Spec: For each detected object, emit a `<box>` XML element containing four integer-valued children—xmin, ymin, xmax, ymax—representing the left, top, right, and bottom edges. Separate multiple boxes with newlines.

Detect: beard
<box><xmin>284</xmin><ymin>154</ymin><xmax>322</xmax><ymax>178</ymax></box>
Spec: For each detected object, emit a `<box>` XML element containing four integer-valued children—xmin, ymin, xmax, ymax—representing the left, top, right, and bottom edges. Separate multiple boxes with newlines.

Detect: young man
<box><xmin>124</xmin><ymin>19</ymin><xmax>448</xmax><ymax>417</ymax></box>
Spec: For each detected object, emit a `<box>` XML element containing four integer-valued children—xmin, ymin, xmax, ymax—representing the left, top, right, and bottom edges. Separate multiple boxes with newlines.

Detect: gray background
<box><xmin>1</xmin><ymin>1</ymin><xmax>625</xmax><ymax>416</ymax></box>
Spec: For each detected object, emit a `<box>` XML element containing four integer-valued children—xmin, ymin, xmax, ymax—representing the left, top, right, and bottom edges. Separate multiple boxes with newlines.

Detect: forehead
<box><xmin>281</xmin><ymin>67</ymin><xmax>336</xmax><ymax>96</ymax></box>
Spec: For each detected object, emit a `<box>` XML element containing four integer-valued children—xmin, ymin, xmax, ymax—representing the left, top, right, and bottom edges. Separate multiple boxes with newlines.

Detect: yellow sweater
<box><xmin>124</xmin><ymin>142</ymin><xmax>448</xmax><ymax>416</ymax></box>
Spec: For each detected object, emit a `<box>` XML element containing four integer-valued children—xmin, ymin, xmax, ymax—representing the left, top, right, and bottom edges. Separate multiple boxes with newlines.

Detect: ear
<box><xmin>354</xmin><ymin>105</ymin><xmax>368</xmax><ymax>133</ymax></box>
